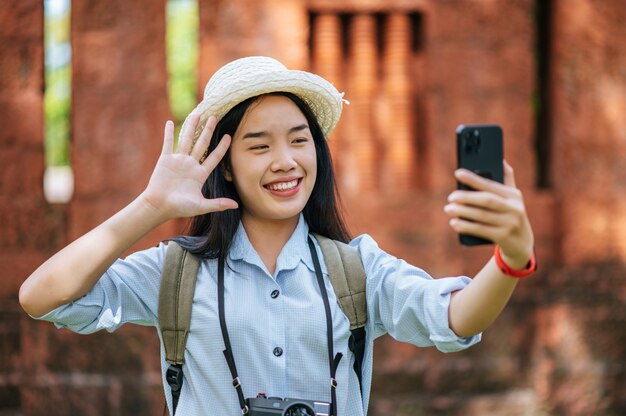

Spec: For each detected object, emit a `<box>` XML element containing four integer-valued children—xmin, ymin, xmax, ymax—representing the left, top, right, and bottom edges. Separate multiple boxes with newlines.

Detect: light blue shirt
<box><xmin>38</xmin><ymin>215</ymin><xmax>480</xmax><ymax>415</ymax></box>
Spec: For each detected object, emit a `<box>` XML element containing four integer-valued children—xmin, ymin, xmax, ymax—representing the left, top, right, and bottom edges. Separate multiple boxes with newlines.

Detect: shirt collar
<box><xmin>228</xmin><ymin>214</ymin><xmax>315</xmax><ymax>274</ymax></box>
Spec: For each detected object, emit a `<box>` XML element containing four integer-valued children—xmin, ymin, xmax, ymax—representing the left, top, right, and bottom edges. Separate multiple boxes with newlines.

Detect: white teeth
<box><xmin>267</xmin><ymin>179</ymin><xmax>298</xmax><ymax>191</ymax></box>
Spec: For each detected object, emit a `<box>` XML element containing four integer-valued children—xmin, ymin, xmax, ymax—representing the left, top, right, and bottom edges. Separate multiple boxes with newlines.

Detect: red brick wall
<box><xmin>69</xmin><ymin>0</ymin><xmax>178</xmax><ymax>248</ymax></box>
<box><xmin>0</xmin><ymin>1</ymin><xmax>53</xmax><ymax>413</ymax></box>
<box><xmin>551</xmin><ymin>0</ymin><xmax>626</xmax><ymax>265</ymax></box>
<box><xmin>1</xmin><ymin>0</ymin><xmax>625</xmax><ymax>414</ymax></box>
<box><xmin>1</xmin><ymin>1</ymin><xmax>175</xmax><ymax>414</ymax></box>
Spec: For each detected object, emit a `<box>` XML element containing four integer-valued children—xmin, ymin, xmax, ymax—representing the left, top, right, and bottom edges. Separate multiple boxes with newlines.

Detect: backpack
<box><xmin>157</xmin><ymin>234</ymin><xmax>367</xmax><ymax>415</ymax></box>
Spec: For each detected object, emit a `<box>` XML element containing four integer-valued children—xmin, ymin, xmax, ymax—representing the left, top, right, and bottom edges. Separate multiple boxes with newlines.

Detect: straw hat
<box><xmin>181</xmin><ymin>56</ymin><xmax>346</xmax><ymax>142</ymax></box>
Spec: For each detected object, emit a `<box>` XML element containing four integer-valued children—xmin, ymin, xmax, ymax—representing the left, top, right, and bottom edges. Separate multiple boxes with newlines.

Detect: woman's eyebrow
<box><xmin>289</xmin><ymin>124</ymin><xmax>310</xmax><ymax>134</ymax></box>
<box><xmin>242</xmin><ymin>124</ymin><xmax>310</xmax><ymax>139</ymax></box>
<box><xmin>242</xmin><ymin>130</ymin><xmax>269</xmax><ymax>139</ymax></box>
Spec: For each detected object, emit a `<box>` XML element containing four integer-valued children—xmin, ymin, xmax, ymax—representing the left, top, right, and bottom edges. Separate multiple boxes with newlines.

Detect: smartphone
<box><xmin>456</xmin><ymin>124</ymin><xmax>504</xmax><ymax>246</ymax></box>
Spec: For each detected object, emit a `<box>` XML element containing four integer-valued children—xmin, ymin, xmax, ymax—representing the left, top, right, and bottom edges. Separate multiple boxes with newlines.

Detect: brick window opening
<box><xmin>166</xmin><ymin>0</ymin><xmax>199</xmax><ymax>145</ymax></box>
<box><xmin>43</xmin><ymin>0</ymin><xmax>74</xmax><ymax>204</ymax></box>
<box><xmin>534</xmin><ymin>0</ymin><xmax>553</xmax><ymax>189</ymax></box>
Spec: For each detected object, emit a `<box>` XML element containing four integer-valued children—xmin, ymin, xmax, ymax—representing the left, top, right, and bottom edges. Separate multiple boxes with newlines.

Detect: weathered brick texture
<box><xmin>2</xmin><ymin>0</ymin><xmax>626</xmax><ymax>414</ymax></box>
<box><xmin>551</xmin><ymin>0</ymin><xmax>626</xmax><ymax>265</ymax></box>
<box><xmin>426</xmin><ymin>0</ymin><xmax>536</xmax><ymax>192</ymax></box>
<box><xmin>69</xmin><ymin>0</ymin><xmax>179</xmax><ymax>250</ymax></box>
<box><xmin>0</xmin><ymin>2</ymin><xmax>47</xmax><ymax>415</ymax></box>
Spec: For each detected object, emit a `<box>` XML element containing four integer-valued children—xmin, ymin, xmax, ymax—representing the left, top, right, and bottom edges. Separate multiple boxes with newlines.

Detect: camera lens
<box><xmin>283</xmin><ymin>403</ymin><xmax>315</xmax><ymax>416</ymax></box>
<box><xmin>472</xmin><ymin>129</ymin><xmax>480</xmax><ymax>138</ymax></box>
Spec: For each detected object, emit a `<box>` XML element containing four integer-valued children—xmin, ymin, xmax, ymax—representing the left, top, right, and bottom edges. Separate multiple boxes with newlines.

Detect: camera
<box><xmin>463</xmin><ymin>129</ymin><xmax>481</xmax><ymax>153</ymax></box>
<box><xmin>246</xmin><ymin>394</ymin><xmax>331</xmax><ymax>416</ymax></box>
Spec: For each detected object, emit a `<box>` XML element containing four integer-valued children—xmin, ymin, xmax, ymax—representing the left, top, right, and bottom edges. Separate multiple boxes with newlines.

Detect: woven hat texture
<box><xmin>181</xmin><ymin>56</ymin><xmax>345</xmax><ymax>142</ymax></box>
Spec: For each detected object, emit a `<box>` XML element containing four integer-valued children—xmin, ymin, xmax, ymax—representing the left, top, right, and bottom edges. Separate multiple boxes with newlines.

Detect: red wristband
<box><xmin>494</xmin><ymin>245</ymin><xmax>537</xmax><ymax>278</ymax></box>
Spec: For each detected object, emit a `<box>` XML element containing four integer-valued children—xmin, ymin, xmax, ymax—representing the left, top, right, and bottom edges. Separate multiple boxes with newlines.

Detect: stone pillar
<box><xmin>198</xmin><ymin>0</ymin><xmax>264</xmax><ymax>85</ymax></box>
<box><xmin>381</xmin><ymin>13</ymin><xmax>413</xmax><ymax>191</ymax></box>
<box><xmin>0</xmin><ymin>2</ymin><xmax>48</xmax><ymax>414</ymax></box>
<box><xmin>69</xmin><ymin>0</ymin><xmax>176</xmax><ymax>248</ymax></box>
<box><xmin>312</xmin><ymin>14</ymin><xmax>343</xmax><ymax>87</ymax></box>
<box><xmin>426</xmin><ymin>0</ymin><xmax>535</xmax><ymax>193</ymax></box>
<box><xmin>198</xmin><ymin>0</ymin><xmax>308</xmax><ymax>95</ymax></box>
<box><xmin>551</xmin><ymin>0</ymin><xmax>626</xmax><ymax>265</ymax></box>
<box><xmin>264</xmin><ymin>0</ymin><xmax>308</xmax><ymax>69</ymax></box>
<box><xmin>312</xmin><ymin>14</ymin><xmax>344</xmax><ymax>165</ymax></box>
<box><xmin>348</xmin><ymin>14</ymin><xmax>378</xmax><ymax>192</ymax></box>
<box><xmin>0</xmin><ymin>0</ymin><xmax>48</xmax><ymax>291</ymax></box>
<box><xmin>16</xmin><ymin>1</ymin><xmax>172</xmax><ymax>415</ymax></box>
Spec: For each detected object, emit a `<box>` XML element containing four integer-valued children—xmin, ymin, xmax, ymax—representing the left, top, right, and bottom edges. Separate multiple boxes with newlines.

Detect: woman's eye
<box><xmin>250</xmin><ymin>145</ymin><xmax>268</xmax><ymax>151</ymax></box>
<box><xmin>293</xmin><ymin>137</ymin><xmax>309</xmax><ymax>144</ymax></box>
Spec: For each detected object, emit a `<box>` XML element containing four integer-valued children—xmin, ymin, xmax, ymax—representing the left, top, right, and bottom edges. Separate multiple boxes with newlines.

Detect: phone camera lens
<box><xmin>464</xmin><ymin>129</ymin><xmax>481</xmax><ymax>153</ymax></box>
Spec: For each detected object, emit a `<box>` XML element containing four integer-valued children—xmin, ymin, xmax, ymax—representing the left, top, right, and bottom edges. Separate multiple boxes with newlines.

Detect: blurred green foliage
<box><xmin>167</xmin><ymin>0</ymin><xmax>199</xmax><ymax>141</ymax></box>
<box><xmin>44</xmin><ymin>0</ymin><xmax>199</xmax><ymax>166</ymax></box>
<box><xmin>44</xmin><ymin>0</ymin><xmax>71</xmax><ymax>167</ymax></box>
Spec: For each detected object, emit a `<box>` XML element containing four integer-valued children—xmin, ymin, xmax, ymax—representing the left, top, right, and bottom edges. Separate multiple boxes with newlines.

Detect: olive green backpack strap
<box><xmin>313</xmin><ymin>233</ymin><xmax>367</xmax><ymax>392</ymax></box>
<box><xmin>158</xmin><ymin>241</ymin><xmax>201</xmax><ymax>415</ymax></box>
<box><xmin>313</xmin><ymin>234</ymin><xmax>367</xmax><ymax>329</ymax></box>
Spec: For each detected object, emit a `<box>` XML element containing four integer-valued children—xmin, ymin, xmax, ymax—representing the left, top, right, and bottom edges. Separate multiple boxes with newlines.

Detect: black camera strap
<box><xmin>217</xmin><ymin>238</ymin><xmax>343</xmax><ymax>416</ymax></box>
<box><xmin>218</xmin><ymin>254</ymin><xmax>249</xmax><ymax>414</ymax></box>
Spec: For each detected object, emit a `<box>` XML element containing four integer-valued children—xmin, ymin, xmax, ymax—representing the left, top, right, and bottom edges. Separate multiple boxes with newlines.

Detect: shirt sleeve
<box><xmin>33</xmin><ymin>243</ymin><xmax>167</xmax><ymax>334</ymax></box>
<box><xmin>351</xmin><ymin>234</ymin><xmax>481</xmax><ymax>353</ymax></box>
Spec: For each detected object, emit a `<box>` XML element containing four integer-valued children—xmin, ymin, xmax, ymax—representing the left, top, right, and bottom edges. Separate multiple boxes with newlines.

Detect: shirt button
<box><xmin>270</xmin><ymin>290</ymin><xmax>280</xmax><ymax>299</ymax></box>
<box><xmin>273</xmin><ymin>347</ymin><xmax>283</xmax><ymax>357</ymax></box>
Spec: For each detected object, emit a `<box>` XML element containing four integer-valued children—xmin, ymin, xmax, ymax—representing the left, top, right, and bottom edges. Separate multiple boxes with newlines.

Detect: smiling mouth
<box><xmin>265</xmin><ymin>179</ymin><xmax>300</xmax><ymax>191</ymax></box>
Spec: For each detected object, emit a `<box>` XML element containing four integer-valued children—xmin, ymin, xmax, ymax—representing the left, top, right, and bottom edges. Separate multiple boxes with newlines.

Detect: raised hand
<box><xmin>141</xmin><ymin>115</ymin><xmax>238</xmax><ymax>221</ymax></box>
<box><xmin>444</xmin><ymin>161</ymin><xmax>534</xmax><ymax>268</ymax></box>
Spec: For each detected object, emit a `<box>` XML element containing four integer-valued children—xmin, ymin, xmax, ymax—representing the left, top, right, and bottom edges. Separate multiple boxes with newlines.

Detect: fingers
<box><xmin>191</xmin><ymin>116</ymin><xmax>217</xmax><ymax>161</ymax></box>
<box><xmin>448</xmin><ymin>217</ymin><xmax>502</xmax><ymax>241</ymax></box>
<box><xmin>445</xmin><ymin>190</ymin><xmax>524</xmax><ymax>236</ymax></box>
<box><xmin>177</xmin><ymin>114</ymin><xmax>200</xmax><ymax>155</ymax></box>
<box><xmin>162</xmin><ymin>120</ymin><xmax>175</xmax><ymax>155</ymax></box>
<box><xmin>444</xmin><ymin>201</ymin><xmax>510</xmax><ymax>226</ymax></box>
<box><xmin>455</xmin><ymin>168</ymin><xmax>519</xmax><ymax>198</ymax></box>
<box><xmin>449</xmin><ymin>161</ymin><xmax>533</xmax><ymax>256</ymax></box>
<box><xmin>201</xmin><ymin>134</ymin><xmax>232</xmax><ymax>171</ymax></box>
<box><xmin>199</xmin><ymin>197</ymin><xmax>239</xmax><ymax>213</ymax></box>
<box><xmin>178</xmin><ymin>114</ymin><xmax>223</xmax><ymax>166</ymax></box>
<box><xmin>447</xmin><ymin>189</ymin><xmax>518</xmax><ymax>212</ymax></box>
<box><xmin>503</xmin><ymin>160</ymin><xmax>516</xmax><ymax>188</ymax></box>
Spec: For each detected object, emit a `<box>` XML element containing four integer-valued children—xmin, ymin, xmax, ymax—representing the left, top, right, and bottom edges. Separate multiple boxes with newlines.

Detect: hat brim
<box><xmin>182</xmin><ymin>69</ymin><xmax>343</xmax><ymax>141</ymax></box>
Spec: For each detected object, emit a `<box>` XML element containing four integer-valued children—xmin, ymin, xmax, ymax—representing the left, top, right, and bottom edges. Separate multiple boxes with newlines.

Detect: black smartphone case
<box><xmin>456</xmin><ymin>124</ymin><xmax>504</xmax><ymax>246</ymax></box>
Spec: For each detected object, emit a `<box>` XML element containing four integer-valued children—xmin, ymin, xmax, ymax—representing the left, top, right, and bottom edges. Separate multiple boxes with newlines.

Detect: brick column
<box><xmin>198</xmin><ymin>0</ymin><xmax>265</xmax><ymax>85</ymax></box>
<box><xmin>264</xmin><ymin>0</ymin><xmax>308</xmax><ymax>69</ymax></box>
<box><xmin>198</xmin><ymin>0</ymin><xmax>307</xmax><ymax>92</ymax></box>
<box><xmin>348</xmin><ymin>14</ymin><xmax>378</xmax><ymax>192</ymax></box>
<box><xmin>0</xmin><ymin>0</ymin><xmax>49</xmax><ymax>291</ymax></box>
<box><xmin>312</xmin><ymin>14</ymin><xmax>344</xmax><ymax>168</ymax></box>
<box><xmin>381</xmin><ymin>13</ymin><xmax>413</xmax><ymax>191</ymax></box>
<box><xmin>426</xmin><ymin>0</ymin><xmax>535</xmax><ymax>192</ymax></box>
<box><xmin>312</xmin><ymin>14</ymin><xmax>343</xmax><ymax>88</ymax></box>
<box><xmin>0</xmin><ymin>1</ymin><xmax>48</xmax><ymax>413</ymax></box>
<box><xmin>69</xmin><ymin>0</ymin><xmax>176</xmax><ymax>248</ymax></box>
<box><xmin>17</xmin><ymin>1</ymin><xmax>171</xmax><ymax>415</ymax></box>
<box><xmin>551</xmin><ymin>0</ymin><xmax>626</xmax><ymax>265</ymax></box>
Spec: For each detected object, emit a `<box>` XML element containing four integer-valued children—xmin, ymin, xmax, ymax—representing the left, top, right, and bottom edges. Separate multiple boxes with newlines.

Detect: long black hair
<box><xmin>172</xmin><ymin>92</ymin><xmax>351</xmax><ymax>258</ymax></box>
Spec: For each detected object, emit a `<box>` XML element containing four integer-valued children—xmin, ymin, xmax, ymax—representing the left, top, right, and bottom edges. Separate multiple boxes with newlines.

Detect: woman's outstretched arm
<box><xmin>19</xmin><ymin>116</ymin><xmax>237</xmax><ymax>317</ymax></box>
<box><xmin>445</xmin><ymin>162</ymin><xmax>535</xmax><ymax>337</ymax></box>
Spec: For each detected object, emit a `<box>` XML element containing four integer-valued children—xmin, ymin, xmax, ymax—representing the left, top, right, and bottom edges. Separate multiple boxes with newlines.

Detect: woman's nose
<box><xmin>270</xmin><ymin>146</ymin><xmax>297</xmax><ymax>172</ymax></box>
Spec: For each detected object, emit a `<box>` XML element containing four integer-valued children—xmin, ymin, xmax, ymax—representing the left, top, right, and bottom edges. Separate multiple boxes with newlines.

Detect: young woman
<box><xmin>19</xmin><ymin>56</ymin><xmax>535</xmax><ymax>415</ymax></box>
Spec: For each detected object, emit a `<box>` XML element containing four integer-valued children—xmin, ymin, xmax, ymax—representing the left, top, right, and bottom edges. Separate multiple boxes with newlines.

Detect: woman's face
<box><xmin>225</xmin><ymin>94</ymin><xmax>317</xmax><ymax>227</ymax></box>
